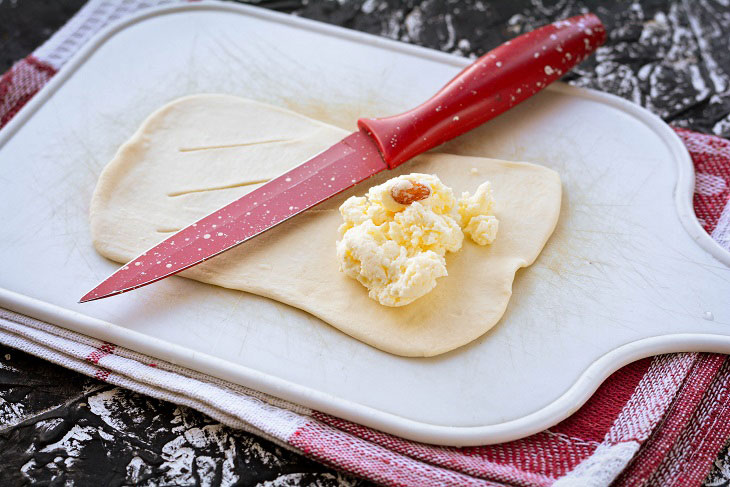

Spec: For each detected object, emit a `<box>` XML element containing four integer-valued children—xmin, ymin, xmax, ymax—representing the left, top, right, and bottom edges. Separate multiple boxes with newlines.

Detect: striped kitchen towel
<box><xmin>1</xmin><ymin>1</ymin><xmax>729</xmax><ymax>486</ymax></box>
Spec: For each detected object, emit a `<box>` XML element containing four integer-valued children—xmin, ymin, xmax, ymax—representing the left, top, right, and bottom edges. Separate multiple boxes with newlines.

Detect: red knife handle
<box><xmin>357</xmin><ymin>13</ymin><xmax>606</xmax><ymax>169</ymax></box>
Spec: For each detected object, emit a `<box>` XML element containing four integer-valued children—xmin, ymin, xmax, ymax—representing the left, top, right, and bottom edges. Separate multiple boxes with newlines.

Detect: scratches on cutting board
<box><xmin>178</xmin><ymin>138</ymin><xmax>291</xmax><ymax>152</ymax></box>
<box><xmin>167</xmin><ymin>179</ymin><xmax>271</xmax><ymax>197</ymax></box>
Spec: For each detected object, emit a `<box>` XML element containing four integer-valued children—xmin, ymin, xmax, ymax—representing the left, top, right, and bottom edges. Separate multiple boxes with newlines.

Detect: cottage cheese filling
<box><xmin>337</xmin><ymin>173</ymin><xmax>499</xmax><ymax>307</ymax></box>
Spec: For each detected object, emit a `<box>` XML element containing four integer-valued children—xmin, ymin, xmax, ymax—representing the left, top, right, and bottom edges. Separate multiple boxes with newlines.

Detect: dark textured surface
<box><xmin>1</xmin><ymin>0</ymin><xmax>730</xmax><ymax>486</ymax></box>
<box><xmin>0</xmin><ymin>344</ymin><xmax>364</xmax><ymax>486</ymax></box>
<box><xmin>0</xmin><ymin>0</ymin><xmax>87</xmax><ymax>71</ymax></box>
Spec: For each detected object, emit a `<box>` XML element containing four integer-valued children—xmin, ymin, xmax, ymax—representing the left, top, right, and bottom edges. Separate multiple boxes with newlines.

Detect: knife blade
<box><xmin>80</xmin><ymin>13</ymin><xmax>605</xmax><ymax>302</ymax></box>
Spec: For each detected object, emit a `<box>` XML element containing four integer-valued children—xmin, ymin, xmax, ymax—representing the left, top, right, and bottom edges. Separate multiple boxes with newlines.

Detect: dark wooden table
<box><xmin>1</xmin><ymin>1</ymin><xmax>729</xmax><ymax>485</ymax></box>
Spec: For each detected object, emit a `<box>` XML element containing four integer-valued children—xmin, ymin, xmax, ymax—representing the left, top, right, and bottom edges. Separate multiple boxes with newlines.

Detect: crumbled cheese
<box><xmin>337</xmin><ymin>174</ymin><xmax>499</xmax><ymax>307</ymax></box>
<box><xmin>458</xmin><ymin>181</ymin><xmax>499</xmax><ymax>245</ymax></box>
<box><xmin>463</xmin><ymin>214</ymin><xmax>499</xmax><ymax>246</ymax></box>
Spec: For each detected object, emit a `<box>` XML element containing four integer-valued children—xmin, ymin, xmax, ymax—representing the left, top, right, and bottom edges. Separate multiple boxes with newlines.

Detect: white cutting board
<box><xmin>1</xmin><ymin>3</ymin><xmax>729</xmax><ymax>446</ymax></box>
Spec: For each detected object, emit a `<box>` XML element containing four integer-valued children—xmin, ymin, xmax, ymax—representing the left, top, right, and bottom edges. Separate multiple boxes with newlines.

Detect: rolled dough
<box><xmin>90</xmin><ymin>94</ymin><xmax>562</xmax><ymax>357</ymax></box>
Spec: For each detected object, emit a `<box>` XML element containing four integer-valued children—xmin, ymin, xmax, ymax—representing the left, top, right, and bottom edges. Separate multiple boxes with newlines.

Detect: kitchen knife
<box><xmin>80</xmin><ymin>13</ymin><xmax>605</xmax><ymax>303</ymax></box>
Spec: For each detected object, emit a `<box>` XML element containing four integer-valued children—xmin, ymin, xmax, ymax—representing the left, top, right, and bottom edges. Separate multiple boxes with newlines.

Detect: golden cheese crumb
<box><xmin>458</xmin><ymin>181</ymin><xmax>499</xmax><ymax>245</ymax></box>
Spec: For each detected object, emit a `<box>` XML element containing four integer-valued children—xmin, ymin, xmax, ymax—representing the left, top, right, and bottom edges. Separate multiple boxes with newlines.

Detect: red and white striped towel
<box><xmin>1</xmin><ymin>1</ymin><xmax>729</xmax><ymax>485</ymax></box>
